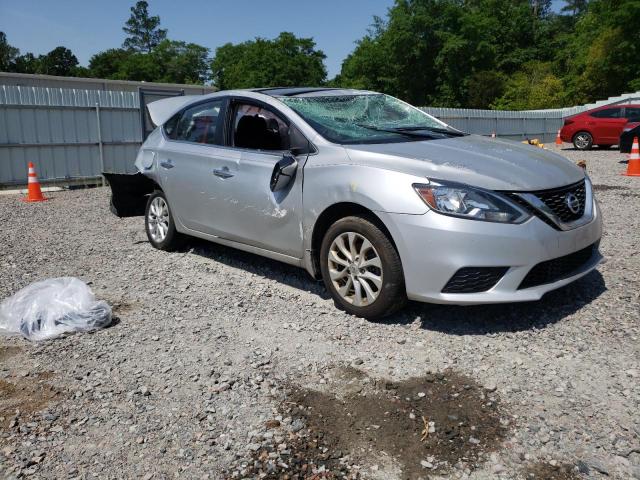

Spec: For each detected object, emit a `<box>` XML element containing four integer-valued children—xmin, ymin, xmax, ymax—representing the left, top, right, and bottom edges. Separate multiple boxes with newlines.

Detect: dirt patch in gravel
<box><xmin>104</xmin><ymin>297</ymin><xmax>139</xmax><ymax>315</ymax></box>
<box><xmin>522</xmin><ymin>462</ymin><xmax>581</xmax><ymax>479</ymax></box>
<box><xmin>0</xmin><ymin>345</ymin><xmax>22</xmax><ymax>362</ymax></box>
<box><xmin>0</xmin><ymin>372</ymin><xmax>61</xmax><ymax>430</ymax></box>
<box><xmin>280</xmin><ymin>368</ymin><xmax>507</xmax><ymax>479</ymax></box>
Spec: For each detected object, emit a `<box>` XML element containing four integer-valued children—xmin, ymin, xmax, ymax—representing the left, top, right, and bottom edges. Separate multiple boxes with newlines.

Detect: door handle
<box><xmin>213</xmin><ymin>166</ymin><xmax>234</xmax><ymax>179</ymax></box>
<box><xmin>160</xmin><ymin>160</ymin><xmax>174</xmax><ymax>169</ymax></box>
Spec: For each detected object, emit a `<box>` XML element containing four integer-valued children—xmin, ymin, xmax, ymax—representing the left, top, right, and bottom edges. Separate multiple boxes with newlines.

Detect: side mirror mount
<box><xmin>287</xmin><ymin>125</ymin><xmax>314</xmax><ymax>156</ymax></box>
<box><xmin>270</xmin><ymin>155</ymin><xmax>298</xmax><ymax>192</ymax></box>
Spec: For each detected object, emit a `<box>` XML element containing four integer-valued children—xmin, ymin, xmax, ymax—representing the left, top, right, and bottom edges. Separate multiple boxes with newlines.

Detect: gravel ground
<box><xmin>0</xmin><ymin>145</ymin><xmax>638</xmax><ymax>480</ymax></box>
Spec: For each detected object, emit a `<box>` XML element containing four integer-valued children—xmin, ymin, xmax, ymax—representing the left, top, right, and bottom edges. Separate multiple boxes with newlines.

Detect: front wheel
<box><xmin>573</xmin><ymin>131</ymin><xmax>593</xmax><ymax>150</ymax></box>
<box><xmin>320</xmin><ymin>216</ymin><xmax>406</xmax><ymax>320</ymax></box>
<box><xmin>145</xmin><ymin>191</ymin><xmax>183</xmax><ymax>251</ymax></box>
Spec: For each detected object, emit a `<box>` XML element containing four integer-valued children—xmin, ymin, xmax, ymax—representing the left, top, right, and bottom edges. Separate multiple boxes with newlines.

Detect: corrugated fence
<box><xmin>1</xmin><ymin>84</ymin><xmax>639</xmax><ymax>186</ymax></box>
<box><xmin>421</xmin><ymin>90</ymin><xmax>640</xmax><ymax>143</ymax></box>
<box><xmin>420</xmin><ymin>107</ymin><xmax>564</xmax><ymax>143</ymax></box>
<box><xmin>0</xmin><ymin>86</ymin><xmax>141</xmax><ymax>186</ymax></box>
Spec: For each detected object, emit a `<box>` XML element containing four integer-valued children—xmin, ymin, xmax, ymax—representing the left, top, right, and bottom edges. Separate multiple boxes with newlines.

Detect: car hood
<box><xmin>344</xmin><ymin>135</ymin><xmax>584</xmax><ymax>191</ymax></box>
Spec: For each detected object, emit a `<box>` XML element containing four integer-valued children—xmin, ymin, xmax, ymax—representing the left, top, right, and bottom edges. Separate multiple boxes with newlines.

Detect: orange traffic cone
<box><xmin>555</xmin><ymin>129</ymin><xmax>562</xmax><ymax>145</ymax></box>
<box><xmin>23</xmin><ymin>162</ymin><xmax>48</xmax><ymax>202</ymax></box>
<box><xmin>623</xmin><ymin>136</ymin><xmax>640</xmax><ymax>176</ymax></box>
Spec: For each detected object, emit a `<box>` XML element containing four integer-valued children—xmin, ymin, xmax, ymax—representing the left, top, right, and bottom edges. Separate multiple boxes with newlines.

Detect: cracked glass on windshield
<box><xmin>280</xmin><ymin>94</ymin><xmax>453</xmax><ymax>144</ymax></box>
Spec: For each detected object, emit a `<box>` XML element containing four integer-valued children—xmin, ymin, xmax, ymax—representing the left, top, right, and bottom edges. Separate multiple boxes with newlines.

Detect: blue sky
<box><xmin>1</xmin><ymin>0</ymin><xmax>395</xmax><ymax>78</ymax></box>
<box><xmin>1</xmin><ymin>0</ymin><xmax>565</xmax><ymax>79</ymax></box>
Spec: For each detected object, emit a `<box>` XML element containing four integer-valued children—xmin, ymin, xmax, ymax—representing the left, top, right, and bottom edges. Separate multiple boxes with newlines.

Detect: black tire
<box><xmin>144</xmin><ymin>190</ymin><xmax>183</xmax><ymax>251</ymax></box>
<box><xmin>320</xmin><ymin>215</ymin><xmax>406</xmax><ymax>320</ymax></box>
<box><xmin>573</xmin><ymin>131</ymin><xmax>593</xmax><ymax>150</ymax></box>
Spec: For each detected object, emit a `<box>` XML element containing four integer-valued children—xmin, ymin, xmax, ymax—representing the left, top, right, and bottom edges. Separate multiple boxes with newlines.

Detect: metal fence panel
<box><xmin>420</xmin><ymin>107</ymin><xmax>568</xmax><ymax>143</ymax></box>
<box><xmin>0</xmin><ymin>86</ymin><xmax>154</xmax><ymax>185</ymax></box>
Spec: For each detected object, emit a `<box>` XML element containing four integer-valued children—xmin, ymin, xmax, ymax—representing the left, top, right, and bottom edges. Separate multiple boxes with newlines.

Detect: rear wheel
<box><xmin>320</xmin><ymin>216</ymin><xmax>406</xmax><ymax>320</ymax></box>
<box><xmin>573</xmin><ymin>131</ymin><xmax>593</xmax><ymax>150</ymax></box>
<box><xmin>145</xmin><ymin>191</ymin><xmax>183</xmax><ymax>251</ymax></box>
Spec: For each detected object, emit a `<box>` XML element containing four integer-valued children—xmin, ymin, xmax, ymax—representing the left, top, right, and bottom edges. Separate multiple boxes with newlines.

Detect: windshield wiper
<box><xmin>354</xmin><ymin>123</ymin><xmax>436</xmax><ymax>138</ymax></box>
<box><xmin>392</xmin><ymin>125</ymin><xmax>466</xmax><ymax>137</ymax></box>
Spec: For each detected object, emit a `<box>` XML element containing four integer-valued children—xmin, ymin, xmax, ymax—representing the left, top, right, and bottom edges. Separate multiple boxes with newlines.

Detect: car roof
<box><xmin>587</xmin><ymin>104</ymin><xmax>640</xmax><ymax>112</ymax></box>
<box><xmin>251</xmin><ymin>87</ymin><xmax>377</xmax><ymax>97</ymax></box>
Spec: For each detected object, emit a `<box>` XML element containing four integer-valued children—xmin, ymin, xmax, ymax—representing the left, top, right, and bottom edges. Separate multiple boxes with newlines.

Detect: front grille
<box><xmin>505</xmin><ymin>180</ymin><xmax>587</xmax><ymax>229</ymax></box>
<box><xmin>507</xmin><ymin>194</ymin><xmax>558</xmax><ymax>229</ymax></box>
<box><xmin>518</xmin><ymin>242</ymin><xmax>598</xmax><ymax>289</ymax></box>
<box><xmin>442</xmin><ymin>267</ymin><xmax>509</xmax><ymax>293</ymax></box>
<box><xmin>533</xmin><ymin>180</ymin><xmax>586</xmax><ymax>222</ymax></box>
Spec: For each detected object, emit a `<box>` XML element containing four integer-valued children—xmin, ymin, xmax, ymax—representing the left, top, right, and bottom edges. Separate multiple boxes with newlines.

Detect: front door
<box><xmin>589</xmin><ymin>107</ymin><xmax>627</xmax><ymax>144</ymax></box>
<box><xmin>206</xmin><ymin>99</ymin><xmax>307</xmax><ymax>258</ymax></box>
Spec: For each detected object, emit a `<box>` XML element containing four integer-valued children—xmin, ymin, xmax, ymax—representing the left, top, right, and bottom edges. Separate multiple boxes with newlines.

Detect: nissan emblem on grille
<box><xmin>565</xmin><ymin>192</ymin><xmax>580</xmax><ymax>214</ymax></box>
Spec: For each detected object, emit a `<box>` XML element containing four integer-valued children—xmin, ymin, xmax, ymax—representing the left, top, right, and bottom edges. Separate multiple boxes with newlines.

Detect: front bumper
<box><xmin>378</xmin><ymin>199</ymin><xmax>603</xmax><ymax>304</ymax></box>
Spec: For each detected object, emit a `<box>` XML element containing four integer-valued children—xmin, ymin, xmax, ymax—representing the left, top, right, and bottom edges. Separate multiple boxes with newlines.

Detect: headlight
<box><xmin>413</xmin><ymin>180</ymin><xmax>530</xmax><ymax>223</ymax></box>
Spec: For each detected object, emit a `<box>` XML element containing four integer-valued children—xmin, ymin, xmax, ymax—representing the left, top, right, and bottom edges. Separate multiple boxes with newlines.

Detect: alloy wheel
<box><xmin>327</xmin><ymin>232</ymin><xmax>383</xmax><ymax>307</ymax></box>
<box><xmin>148</xmin><ymin>196</ymin><xmax>169</xmax><ymax>243</ymax></box>
<box><xmin>574</xmin><ymin>133</ymin><xmax>591</xmax><ymax>149</ymax></box>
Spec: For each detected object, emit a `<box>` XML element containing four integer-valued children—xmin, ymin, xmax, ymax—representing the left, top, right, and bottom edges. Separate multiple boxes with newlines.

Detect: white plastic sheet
<box><xmin>0</xmin><ymin>277</ymin><xmax>112</xmax><ymax>341</ymax></box>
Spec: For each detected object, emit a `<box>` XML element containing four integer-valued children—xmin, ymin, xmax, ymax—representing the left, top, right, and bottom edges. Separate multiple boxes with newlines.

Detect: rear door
<box><xmin>157</xmin><ymin>97</ymin><xmax>241</xmax><ymax>235</ymax></box>
<box><xmin>588</xmin><ymin>107</ymin><xmax>627</xmax><ymax>144</ymax></box>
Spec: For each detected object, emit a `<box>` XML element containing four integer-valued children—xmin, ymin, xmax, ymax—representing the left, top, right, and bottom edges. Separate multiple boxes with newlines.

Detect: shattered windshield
<box><xmin>280</xmin><ymin>93</ymin><xmax>461</xmax><ymax>144</ymax></box>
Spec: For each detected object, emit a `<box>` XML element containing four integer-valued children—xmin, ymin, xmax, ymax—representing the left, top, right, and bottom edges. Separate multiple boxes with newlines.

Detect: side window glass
<box><xmin>626</xmin><ymin>107</ymin><xmax>640</xmax><ymax>122</ymax></box>
<box><xmin>591</xmin><ymin>108</ymin><xmax>621</xmax><ymax>118</ymax></box>
<box><xmin>174</xmin><ymin>100</ymin><xmax>224</xmax><ymax>145</ymax></box>
<box><xmin>233</xmin><ymin>103</ymin><xmax>289</xmax><ymax>151</ymax></box>
<box><xmin>163</xmin><ymin>113</ymin><xmax>180</xmax><ymax>139</ymax></box>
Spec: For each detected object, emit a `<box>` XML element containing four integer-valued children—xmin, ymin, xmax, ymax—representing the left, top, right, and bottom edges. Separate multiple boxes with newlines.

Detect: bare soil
<box><xmin>253</xmin><ymin>367</ymin><xmax>507</xmax><ymax>479</ymax></box>
<box><xmin>523</xmin><ymin>461</ymin><xmax>581</xmax><ymax>479</ymax></box>
<box><xmin>0</xmin><ymin>345</ymin><xmax>22</xmax><ymax>362</ymax></box>
<box><xmin>0</xmin><ymin>373</ymin><xmax>60</xmax><ymax>431</ymax></box>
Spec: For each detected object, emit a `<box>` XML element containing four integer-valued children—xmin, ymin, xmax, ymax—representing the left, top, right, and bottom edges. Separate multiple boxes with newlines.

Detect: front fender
<box><xmin>301</xmin><ymin>163</ymin><xmax>429</xmax><ymax>276</ymax></box>
<box><xmin>303</xmin><ymin>163</ymin><xmax>429</xmax><ymax>216</ymax></box>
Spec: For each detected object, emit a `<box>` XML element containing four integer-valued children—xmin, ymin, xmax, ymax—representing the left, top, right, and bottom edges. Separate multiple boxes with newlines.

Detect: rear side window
<box><xmin>163</xmin><ymin>113</ymin><xmax>181</xmax><ymax>139</ymax></box>
<box><xmin>590</xmin><ymin>108</ymin><xmax>623</xmax><ymax>118</ymax></box>
<box><xmin>626</xmin><ymin>107</ymin><xmax>640</xmax><ymax>122</ymax></box>
<box><xmin>167</xmin><ymin>99</ymin><xmax>225</xmax><ymax>145</ymax></box>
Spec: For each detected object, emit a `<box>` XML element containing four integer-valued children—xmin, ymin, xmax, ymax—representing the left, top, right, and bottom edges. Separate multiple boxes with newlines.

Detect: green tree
<box><xmin>563</xmin><ymin>0</ymin><xmax>640</xmax><ymax>103</ymax></box>
<box><xmin>38</xmin><ymin>46</ymin><xmax>79</xmax><ymax>76</ymax></box>
<box><xmin>337</xmin><ymin>0</ymin><xmax>540</xmax><ymax>107</ymax></box>
<box><xmin>88</xmin><ymin>49</ymin><xmax>133</xmax><ymax>78</ymax></box>
<box><xmin>88</xmin><ymin>42</ymin><xmax>209</xmax><ymax>84</ymax></box>
<box><xmin>467</xmin><ymin>71</ymin><xmax>506</xmax><ymax>108</ymax></box>
<box><xmin>491</xmin><ymin>61</ymin><xmax>565</xmax><ymax>109</ymax></box>
<box><xmin>561</xmin><ymin>0</ymin><xmax>588</xmax><ymax>16</ymax></box>
<box><xmin>151</xmin><ymin>40</ymin><xmax>209</xmax><ymax>84</ymax></box>
<box><xmin>12</xmin><ymin>53</ymin><xmax>40</xmax><ymax>74</ymax></box>
<box><xmin>211</xmin><ymin>32</ymin><xmax>326</xmax><ymax>89</ymax></box>
<box><xmin>0</xmin><ymin>32</ymin><xmax>19</xmax><ymax>71</ymax></box>
<box><xmin>123</xmin><ymin>1</ymin><xmax>167</xmax><ymax>53</ymax></box>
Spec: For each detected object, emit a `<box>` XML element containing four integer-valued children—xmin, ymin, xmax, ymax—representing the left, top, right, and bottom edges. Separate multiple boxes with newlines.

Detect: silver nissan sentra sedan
<box><xmin>105</xmin><ymin>87</ymin><xmax>603</xmax><ymax>319</ymax></box>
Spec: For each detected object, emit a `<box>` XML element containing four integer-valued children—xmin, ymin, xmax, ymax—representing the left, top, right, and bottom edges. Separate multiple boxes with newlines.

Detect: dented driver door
<box><xmin>218</xmin><ymin>149</ymin><xmax>306</xmax><ymax>258</ymax></box>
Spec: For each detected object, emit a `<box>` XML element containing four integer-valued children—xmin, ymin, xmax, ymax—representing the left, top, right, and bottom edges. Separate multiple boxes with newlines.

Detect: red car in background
<box><xmin>560</xmin><ymin>104</ymin><xmax>640</xmax><ymax>150</ymax></box>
